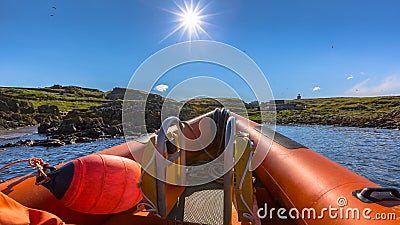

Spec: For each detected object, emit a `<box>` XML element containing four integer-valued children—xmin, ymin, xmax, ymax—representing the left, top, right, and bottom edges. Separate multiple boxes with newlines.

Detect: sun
<box><xmin>162</xmin><ymin>0</ymin><xmax>212</xmax><ymax>42</ymax></box>
<box><xmin>181</xmin><ymin>9</ymin><xmax>201</xmax><ymax>30</ymax></box>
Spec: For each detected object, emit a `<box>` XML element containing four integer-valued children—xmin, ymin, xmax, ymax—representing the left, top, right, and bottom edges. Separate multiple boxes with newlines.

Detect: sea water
<box><xmin>0</xmin><ymin>125</ymin><xmax>398</xmax><ymax>188</ymax></box>
<box><xmin>275</xmin><ymin>125</ymin><xmax>399</xmax><ymax>189</ymax></box>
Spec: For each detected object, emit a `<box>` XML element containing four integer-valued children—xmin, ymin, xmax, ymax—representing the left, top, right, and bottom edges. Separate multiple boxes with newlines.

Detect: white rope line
<box><xmin>136</xmin><ymin>150</ymin><xmax>161</xmax><ymax>217</ymax></box>
<box><xmin>238</xmin><ymin>152</ymin><xmax>255</xmax><ymax>221</ymax></box>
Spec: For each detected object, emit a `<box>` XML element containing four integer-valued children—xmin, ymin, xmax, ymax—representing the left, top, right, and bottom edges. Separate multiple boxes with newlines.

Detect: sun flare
<box><xmin>162</xmin><ymin>0</ymin><xmax>212</xmax><ymax>42</ymax></box>
<box><xmin>181</xmin><ymin>10</ymin><xmax>201</xmax><ymax>29</ymax></box>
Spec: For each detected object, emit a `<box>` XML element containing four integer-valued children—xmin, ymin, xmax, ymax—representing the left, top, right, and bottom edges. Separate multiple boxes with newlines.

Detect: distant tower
<box><xmin>297</xmin><ymin>94</ymin><xmax>301</xmax><ymax>100</ymax></box>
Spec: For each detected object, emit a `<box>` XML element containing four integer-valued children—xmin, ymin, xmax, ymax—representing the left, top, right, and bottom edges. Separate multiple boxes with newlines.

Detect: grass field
<box><xmin>1</xmin><ymin>85</ymin><xmax>398</xmax><ymax>128</ymax></box>
<box><xmin>273</xmin><ymin>96</ymin><xmax>400</xmax><ymax>121</ymax></box>
<box><xmin>0</xmin><ymin>86</ymin><xmax>110</xmax><ymax>111</ymax></box>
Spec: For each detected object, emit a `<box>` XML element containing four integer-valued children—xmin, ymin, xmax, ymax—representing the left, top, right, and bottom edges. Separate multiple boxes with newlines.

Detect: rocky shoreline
<box><xmin>1</xmin><ymin>86</ymin><xmax>399</xmax><ymax>148</ymax></box>
<box><xmin>0</xmin><ymin>101</ymin><xmax>166</xmax><ymax>148</ymax></box>
<box><xmin>0</xmin><ymin>101</ymin><xmax>126</xmax><ymax>148</ymax></box>
<box><xmin>0</xmin><ymin>94</ymin><xmax>58</xmax><ymax>130</ymax></box>
<box><xmin>38</xmin><ymin>101</ymin><xmax>124</xmax><ymax>144</ymax></box>
<box><xmin>2</xmin><ymin>105</ymin><xmax>399</xmax><ymax>149</ymax></box>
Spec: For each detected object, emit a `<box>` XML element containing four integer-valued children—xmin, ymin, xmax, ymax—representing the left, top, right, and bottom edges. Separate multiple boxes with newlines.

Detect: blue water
<box><xmin>275</xmin><ymin>125</ymin><xmax>400</xmax><ymax>189</ymax></box>
<box><xmin>0</xmin><ymin>127</ymin><xmax>125</xmax><ymax>182</ymax></box>
<box><xmin>0</xmin><ymin>125</ymin><xmax>399</xmax><ymax>189</ymax></box>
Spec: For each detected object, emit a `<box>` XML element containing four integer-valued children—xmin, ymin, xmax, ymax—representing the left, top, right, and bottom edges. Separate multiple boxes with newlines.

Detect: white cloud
<box><xmin>312</xmin><ymin>86</ymin><xmax>321</xmax><ymax>91</ymax></box>
<box><xmin>154</xmin><ymin>84</ymin><xmax>168</xmax><ymax>92</ymax></box>
<box><xmin>346</xmin><ymin>74</ymin><xmax>353</xmax><ymax>80</ymax></box>
<box><xmin>346</xmin><ymin>75</ymin><xmax>400</xmax><ymax>96</ymax></box>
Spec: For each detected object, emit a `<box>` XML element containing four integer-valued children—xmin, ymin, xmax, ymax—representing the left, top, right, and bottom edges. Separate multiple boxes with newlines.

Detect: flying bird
<box><xmin>50</xmin><ymin>14</ymin><xmax>54</xmax><ymax>17</ymax></box>
<box><xmin>52</xmin><ymin>6</ymin><xmax>56</xmax><ymax>10</ymax></box>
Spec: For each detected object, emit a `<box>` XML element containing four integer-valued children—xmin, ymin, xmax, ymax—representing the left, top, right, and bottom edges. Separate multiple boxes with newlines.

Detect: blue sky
<box><xmin>1</xmin><ymin>0</ymin><xmax>399</xmax><ymax>101</ymax></box>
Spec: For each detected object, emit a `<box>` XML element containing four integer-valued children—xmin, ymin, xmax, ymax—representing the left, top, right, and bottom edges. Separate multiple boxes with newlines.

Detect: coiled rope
<box><xmin>0</xmin><ymin>158</ymin><xmax>51</xmax><ymax>185</ymax></box>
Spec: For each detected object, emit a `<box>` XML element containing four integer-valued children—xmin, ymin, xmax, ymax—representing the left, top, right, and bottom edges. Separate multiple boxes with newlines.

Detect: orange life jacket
<box><xmin>0</xmin><ymin>192</ymin><xmax>64</xmax><ymax>225</ymax></box>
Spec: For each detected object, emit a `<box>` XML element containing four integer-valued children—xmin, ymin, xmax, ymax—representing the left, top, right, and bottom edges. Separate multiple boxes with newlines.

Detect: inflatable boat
<box><xmin>0</xmin><ymin>108</ymin><xmax>399</xmax><ymax>225</ymax></box>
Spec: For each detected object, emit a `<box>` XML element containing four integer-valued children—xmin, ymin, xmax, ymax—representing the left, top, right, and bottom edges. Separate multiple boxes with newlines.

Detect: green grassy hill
<box><xmin>275</xmin><ymin>96</ymin><xmax>399</xmax><ymax>119</ymax></box>
<box><xmin>0</xmin><ymin>85</ymin><xmax>109</xmax><ymax>112</ymax></box>
<box><xmin>262</xmin><ymin>96</ymin><xmax>400</xmax><ymax>129</ymax></box>
<box><xmin>0</xmin><ymin>85</ymin><xmax>399</xmax><ymax>130</ymax></box>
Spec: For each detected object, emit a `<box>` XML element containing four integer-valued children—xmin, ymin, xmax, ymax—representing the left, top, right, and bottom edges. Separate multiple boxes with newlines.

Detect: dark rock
<box><xmin>38</xmin><ymin>105</ymin><xmax>59</xmax><ymax>115</ymax></box>
<box><xmin>106</xmin><ymin>87</ymin><xmax>127</xmax><ymax>100</ymax></box>
<box><xmin>105</xmin><ymin>87</ymin><xmax>154</xmax><ymax>101</ymax></box>
<box><xmin>85</xmin><ymin>128</ymin><xmax>104</xmax><ymax>138</ymax></box>
<box><xmin>0</xmin><ymin>142</ymin><xmax>17</xmax><ymax>148</ymax></box>
<box><xmin>388</xmin><ymin>108</ymin><xmax>400</xmax><ymax>118</ymax></box>
<box><xmin>58</xmin><ymin>124</ymin><xmax>77</xmax><ymax>134</ymax></box>
<box><xmin>49</xmin><ymin>84</ymin><xmax>63</xmax><ymax>89</ymax></box>
<box><xmin>0</xmin><ymin>94</ymin><xmax>34</xmax><ymax>114</ymax></box>
<box><xmin>19</xmin><ymin>101</ymin><xmax>34</xmax><ymax>114</ymax></box>
<box><xmin>84</xmin><ymin>117</ymin><xmax>103</xmax><ymax>129</ymax></box>
<box><xmin>104</xmin><ymin>125</ymin><xmax>122</xmax><ymax>137</ymax></box>
<box><xmin>61</xmin><ymin>116</ymin><xmax>84</xmax><ymax>126</ymax></box>
<box><xmin>75</xmin><ymin>137</ymin><xmax>94</xmax><ymax>143</ymax></box>
<box><xmin>39</xmin><ymin>101</ymin><xmax>127</xmax><ymax>142</ymax></box>
<box><xmin>11</xmin><ymin>113</ymin><xmax>21</xmax><ymax>121</ymax></box>
<box><xmin>62</xmin><ymin>138</ymin><xmax>76</xmax><ymax>145</ymax></box>
<box><xmin>32</xmin><ymin>139</ymin><xmax>65</xmax><ymax>147</ymax></box>
<box><xmin>0</xmin><ymin>100</ymin><xmax>10</xmax><ymax>111</ymax></box>
<box><xmin>0</xmin><ymin>138</ymin><xmax>66</xmax><ymax>147</ymax></box>
<box><xmin>38</xmin><ymin>121</ymin><xmax>59</xmax><ymax>134</ymax></box>
<box><xmin>0</xmin><ymin>139</ymin><xmax>33</xmax><ymax>148</ymax></box>
<box><xmin>0</xmin><ymin>96</ymin><xmax>18</xmax><ymax>112</ymax></box>
<box><xmin>18</xmin><ymin>139</ymin><xmax>34</xmax><ymax>146</ymax></box>
<box><xmin>0</xmin><ymin>94</ymin><xmax>42</xmax><ymax>129</ymax></box>
<box><xmin>34</xmin><ymin>114</ymin><xmax>50</xmax><ymax>124</ymax></box>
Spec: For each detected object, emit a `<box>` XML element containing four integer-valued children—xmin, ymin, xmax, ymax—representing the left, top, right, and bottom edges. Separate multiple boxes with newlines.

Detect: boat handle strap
<box><xmin>352</xmin><ymin>187</ymin><xmax>400</xmax><ymax>203</ymax></box>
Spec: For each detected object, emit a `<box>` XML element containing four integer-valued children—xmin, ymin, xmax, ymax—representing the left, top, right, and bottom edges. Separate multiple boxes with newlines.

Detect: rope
<box><xmin>238</xmin><ymin>152</ymin><xmax>255</xmax><ymax>221</ymax></box>
<box><xmin>0</xmin><ymin>158</ymin><xmax>51</xmax><ymax>185</ymax></box>
<box><xmin>0</xmin><ymin>159</ymin><xmax>30</xmax><ymax>171</ymax></box>
<box><xmin>136</xmin><ymin>150</ymin><xmax>161</xmax><ymax>217</ymax></box>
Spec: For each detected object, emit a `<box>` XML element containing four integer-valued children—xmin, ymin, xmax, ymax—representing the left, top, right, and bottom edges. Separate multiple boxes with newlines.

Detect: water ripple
<box><xmin>1</xmin><ymin>125</ymin><xmax>398</xmax><ymax>189</ymax></box>
<box><xmin>276</xmin><ymin>125</ymin><xmax>399</xmax><ymax>189</ymax></box>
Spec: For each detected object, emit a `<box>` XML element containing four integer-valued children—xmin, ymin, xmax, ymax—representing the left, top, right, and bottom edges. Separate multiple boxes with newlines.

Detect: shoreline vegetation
<box><xmin>0</xmin><ymin>85</ymin><xmax>398</xmax><ymax>147</ymax></box>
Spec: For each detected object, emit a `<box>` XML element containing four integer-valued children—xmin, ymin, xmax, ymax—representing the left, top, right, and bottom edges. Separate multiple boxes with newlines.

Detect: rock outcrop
<box><xmin>36</xmin><ymin>93</ymin><xmax>182</xmax><ymax>144</ymax></box>
<box><xmin>37</xmin><ymin>99</ymin><xmax>168</xmax><ymax>143</ymax></box>
<box><xmin>38</xmin><ymin>101</ymin><xmax>123</xmax><ymax>143</ymax></box>
<box><xmin>0</xmin><ymin>94</ymin><xmax>38</xmax><ymax>129</ymax></box>
<box><xmin>0</xmin><ymin>138</ymin><xmax>65</xmax><ymax>148</ymax></box>
<box><xmin>38</xmin><ymin>105</ymin><xmax>60</xmax><ymax>115</ymax></box>
<box><xmin>0</xmin><ymin>93</ymin><xmax>62</xmax><ymax>131</ymax></box>
<box><xmin>0</xmin><ymin>94</ymin><xmax>35</xmax><ymax>114</ymax></box>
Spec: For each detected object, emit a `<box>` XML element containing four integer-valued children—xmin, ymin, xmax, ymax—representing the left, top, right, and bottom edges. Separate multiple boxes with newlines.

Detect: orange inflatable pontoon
<box><xmin>0</xmin><ymin>109</ymin><xmax>399</xmax><ymax>225</ymax></box>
